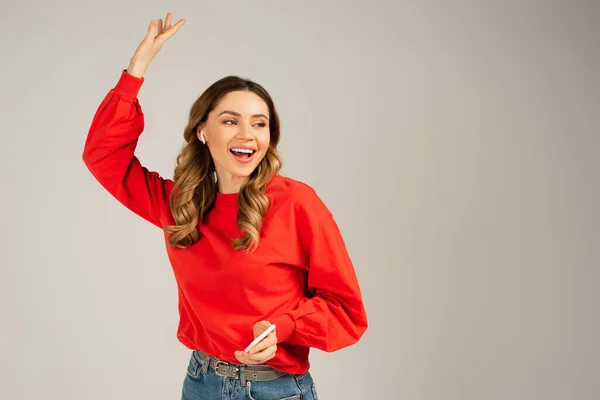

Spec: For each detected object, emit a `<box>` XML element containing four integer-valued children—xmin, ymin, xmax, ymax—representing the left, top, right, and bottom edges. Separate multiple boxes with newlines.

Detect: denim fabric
<box><xmin>182</xmin><ymin>350</ymin><xmax>318</xmax><ymax>400</ymax></box>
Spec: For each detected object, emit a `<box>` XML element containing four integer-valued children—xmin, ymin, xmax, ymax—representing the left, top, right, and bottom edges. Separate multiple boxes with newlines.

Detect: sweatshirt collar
<box><xmin>214</xmin><ymin>191</ymin><xmax>238</xmax><ymax>208</ymax></box>
<box><xmin>213</xmin><ymin>174</ymin><xmax>280</xmax><ymax>208</ymax></box>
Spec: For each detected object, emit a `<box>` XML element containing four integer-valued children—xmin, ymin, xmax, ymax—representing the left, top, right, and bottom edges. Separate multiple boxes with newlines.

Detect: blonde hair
<box><xmin>163</xmin><ymin>76</ymin><xmax>282</xmax><ymax>251</ymax></box>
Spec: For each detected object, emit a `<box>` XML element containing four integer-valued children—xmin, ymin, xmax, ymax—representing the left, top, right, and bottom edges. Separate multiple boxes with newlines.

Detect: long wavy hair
<box><xmin>163</xmin><ymin>76</ymin><xmax>282</xmax><ymax>251</ymax></box>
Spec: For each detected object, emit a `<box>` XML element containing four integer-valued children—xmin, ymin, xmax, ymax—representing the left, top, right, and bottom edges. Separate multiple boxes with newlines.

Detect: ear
<box><xmin>196</xmin><ymin>125</ymin><xmax>206</xmax><ymax>143</ymax></box>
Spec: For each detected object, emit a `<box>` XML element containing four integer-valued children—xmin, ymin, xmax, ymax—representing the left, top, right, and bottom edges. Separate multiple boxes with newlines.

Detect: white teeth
<box><xmin>230</xmin><ymin>148</ymin><xmax>255</xmax><ymax>154</ymax></box>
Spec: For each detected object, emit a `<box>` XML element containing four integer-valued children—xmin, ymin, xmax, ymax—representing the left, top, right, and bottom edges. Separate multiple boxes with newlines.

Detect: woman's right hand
<box><xmin>127</xmin><ymin>12</ymin><xmax>186</xmax><ymax>78</ymax></box>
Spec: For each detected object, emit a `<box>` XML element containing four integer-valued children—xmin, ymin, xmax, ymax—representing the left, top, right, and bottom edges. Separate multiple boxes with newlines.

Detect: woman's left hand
<box><xmin>235</xmin><ymin>321</ymin><xmax>278</xmax><ymax>365</ymax></box>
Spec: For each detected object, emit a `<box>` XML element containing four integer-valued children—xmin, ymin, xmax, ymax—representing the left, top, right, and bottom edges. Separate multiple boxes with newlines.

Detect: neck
<box><xmin>215</xmin><ymin>168</ymin><xmax>249</xmax><ymax>194</ymax></box>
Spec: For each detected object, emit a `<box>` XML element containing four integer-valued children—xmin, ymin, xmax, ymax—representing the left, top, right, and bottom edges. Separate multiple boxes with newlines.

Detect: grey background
<box><xmin>1</xmin><ymin>0</ymin><xmax>599</xmax><ymax>399</ymax></box>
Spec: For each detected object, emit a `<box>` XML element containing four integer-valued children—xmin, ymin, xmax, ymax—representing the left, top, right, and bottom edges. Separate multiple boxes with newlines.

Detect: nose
<box><xmin>236</xmin><ymin>124</ymin><xmax>253</xmax><ymax>140</ymax></box>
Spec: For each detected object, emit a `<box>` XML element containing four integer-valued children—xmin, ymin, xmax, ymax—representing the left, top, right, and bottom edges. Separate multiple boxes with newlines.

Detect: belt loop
<box><xmin>201</xmin><ymin>355</ymin><xmax>210</xmax><ymax>374</ymax></box>
<box><xmin>240</xmin><ymin>365</ymin><xmax>247</xmax><ymax>386</ymax></box>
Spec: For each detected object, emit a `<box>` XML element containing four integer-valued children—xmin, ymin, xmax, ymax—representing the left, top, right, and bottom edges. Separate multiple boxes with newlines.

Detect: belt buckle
<box><xmin>214</xmin><ymin>360</ymin><xmax>234</xmax><ymax>377</ymax></box>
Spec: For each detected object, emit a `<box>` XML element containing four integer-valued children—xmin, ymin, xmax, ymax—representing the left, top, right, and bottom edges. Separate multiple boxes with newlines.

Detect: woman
<box><xmin>82</xmin><ymin>13</ymin><xmax>368</xmax><ymax>400</ymax></box>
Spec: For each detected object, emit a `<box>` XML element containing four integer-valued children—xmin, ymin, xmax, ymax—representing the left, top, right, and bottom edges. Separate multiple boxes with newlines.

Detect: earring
<box><xmin>200</xmin><ymin>130</ymin><xmax>206</xmax><ymax>144</ymax></box>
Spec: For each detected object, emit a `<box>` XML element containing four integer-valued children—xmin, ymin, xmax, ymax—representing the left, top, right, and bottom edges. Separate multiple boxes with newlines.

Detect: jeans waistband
<box><xmin>194</xmin><ymin>349</ymin><xmax>286</xmax><ymax>383</ymax></box>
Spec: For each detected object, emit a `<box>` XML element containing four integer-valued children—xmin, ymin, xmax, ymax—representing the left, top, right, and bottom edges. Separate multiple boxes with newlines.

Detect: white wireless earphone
<box><xmin>200</xmin><ymin>130</ymin><xmax>206</xmax><ymax>144</ymax></box>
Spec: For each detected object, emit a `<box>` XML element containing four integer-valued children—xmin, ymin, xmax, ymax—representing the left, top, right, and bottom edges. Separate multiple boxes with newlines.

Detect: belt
<box><xmin>195</xmin><ymin>349</ymin><xmax>286</xmax><ymax>382</ymax></box>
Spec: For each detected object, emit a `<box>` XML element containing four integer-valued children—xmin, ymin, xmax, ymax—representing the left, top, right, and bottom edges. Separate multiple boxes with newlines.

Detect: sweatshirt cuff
<box><xmin>268</xmin><ymin>313</ymin><xmax>296</xmax><ymax>344</ymax></box>
<box><xmin>113</xmin><ymin>69</ymin><xmax>144</xmax><ymax>99</ymax></box>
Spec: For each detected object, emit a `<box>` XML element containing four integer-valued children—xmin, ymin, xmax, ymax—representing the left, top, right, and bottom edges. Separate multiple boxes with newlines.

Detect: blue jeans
<box><xmin>181</xmin><ymin>350</ymin><xmax>319</xmax><ymax>400</ymax></box>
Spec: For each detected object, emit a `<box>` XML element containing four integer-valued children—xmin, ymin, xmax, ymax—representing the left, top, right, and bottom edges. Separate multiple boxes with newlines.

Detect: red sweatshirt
<box><xmin>82</xmin><ymin>69</ymin><xmax>368</xmax><ymax>374</ymax></box>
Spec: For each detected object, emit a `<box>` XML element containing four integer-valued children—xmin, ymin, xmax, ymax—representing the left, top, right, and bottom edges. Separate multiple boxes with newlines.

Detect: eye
<box><xmin>224</xmin><ymin>119</ymin><xmax>237</xmax><ymax>125</ymax></box>
<box><xmin>256</xmin><ymin>122</ymin><xmax>267</xmax><ymax>127</ymax></box>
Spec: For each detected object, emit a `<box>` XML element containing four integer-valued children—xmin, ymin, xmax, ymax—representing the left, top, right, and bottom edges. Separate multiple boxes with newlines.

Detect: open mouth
<box><xmin>229</xmin><ymin>148</ymin><xmax>257</xmax><ymax>163</ymax></box>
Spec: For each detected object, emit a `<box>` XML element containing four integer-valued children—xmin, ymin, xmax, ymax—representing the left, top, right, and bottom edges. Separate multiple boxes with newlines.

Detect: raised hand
<box><xmin>127</xmin><ymin>12</ymin><xmax>186</xmax><ymax>78</ymax></box>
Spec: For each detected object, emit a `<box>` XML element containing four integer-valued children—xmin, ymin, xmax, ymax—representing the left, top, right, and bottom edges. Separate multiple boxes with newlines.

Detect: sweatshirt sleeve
<box><xmin>269</xmin><ymin>189</ymin><xmax>368</xmax><ymax>352</ymax></box>
<box><xmin>82</xmin><ymin>69</ymin><xmax>173</xmax><ymax>228</ymax></box>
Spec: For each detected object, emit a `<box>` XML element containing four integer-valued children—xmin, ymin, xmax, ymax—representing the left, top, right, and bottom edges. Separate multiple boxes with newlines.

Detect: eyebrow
<box><xmin>217</xmin><ymin>110</ymin><xmax>269</xmax><ymax>120</ymax></box>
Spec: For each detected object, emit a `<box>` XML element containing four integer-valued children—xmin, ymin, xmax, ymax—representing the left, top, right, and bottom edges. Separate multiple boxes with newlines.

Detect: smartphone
<box><xmin>244</xmin><ymin>324</ymin><xmax>277</xmax><ymax>353</ymax></box>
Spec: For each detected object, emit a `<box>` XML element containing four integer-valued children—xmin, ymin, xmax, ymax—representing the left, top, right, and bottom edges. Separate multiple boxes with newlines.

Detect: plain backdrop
<box><xmin>1</xmin><ymin>0</ymin><xmax>599</xmax><ymax>399</ymax></box>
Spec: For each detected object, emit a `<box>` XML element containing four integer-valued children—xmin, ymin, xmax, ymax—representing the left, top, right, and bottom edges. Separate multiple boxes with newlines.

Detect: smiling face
<box><xmin>197</xmin><ymin>90</ymin><xmax>271</xmax><ymax>191</ymax></box>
